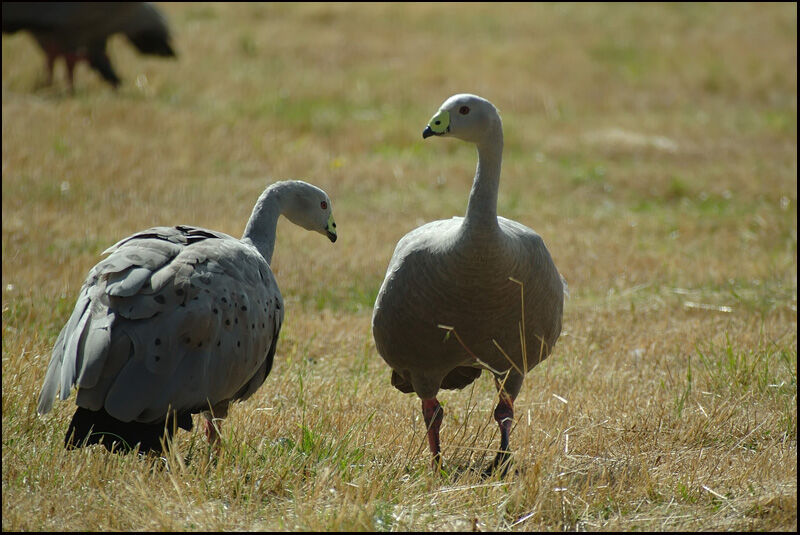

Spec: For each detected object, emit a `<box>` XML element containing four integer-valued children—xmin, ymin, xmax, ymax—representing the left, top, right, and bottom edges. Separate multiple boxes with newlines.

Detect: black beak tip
<box><xmin>327</xmin><ymin>231</ymin><xmax>337</xmax><ymax>243</ymax></box>
<box><xmin>422</xmin><ymin>126</ymin><xmax>434</xmax><ymax>139</ymax></box>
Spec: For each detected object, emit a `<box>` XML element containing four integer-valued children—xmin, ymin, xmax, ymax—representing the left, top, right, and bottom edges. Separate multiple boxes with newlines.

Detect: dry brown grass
<box><xmin>2</xmin><ymin>2</ymin><xmax>796</xmax><ymax>531</ymax></box>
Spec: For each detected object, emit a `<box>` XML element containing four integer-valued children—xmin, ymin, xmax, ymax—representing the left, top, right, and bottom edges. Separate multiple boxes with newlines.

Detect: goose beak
<box><xmin>326</xmin><ymin>214</ymin><xmax>337</xmax><ymax>243</ymax></box>
<box><xmin>423</xmin><ymin>109</ymin><xmax>450</xmax><ymax>139</ymax></box>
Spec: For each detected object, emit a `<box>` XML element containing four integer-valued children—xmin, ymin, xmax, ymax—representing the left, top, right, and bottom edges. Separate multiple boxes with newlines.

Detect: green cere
<box><xmin>428</xmin><ymin>110</ymin><xmax>450</xmax><ymax>134</ymax></box>
<box><xmin>327</xmin><ymin>213</ymin><xmax>337</xmax><ymax>236</ymax></box>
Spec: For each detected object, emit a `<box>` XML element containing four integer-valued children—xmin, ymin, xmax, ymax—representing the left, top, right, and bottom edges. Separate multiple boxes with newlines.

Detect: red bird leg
<box><xmin>64</xmin><ymin>52</ymin><xmax>80</xmax><ymax>92</ymax></box>
<box><xmin>422</xmin><ymin>398</ymin><xmax>443</xmax><ymax>469</ymax></box>
<box><xmin>492</xmin><ymin>390</ymin><xmax>515</xmax><ymax>472</ymax></box>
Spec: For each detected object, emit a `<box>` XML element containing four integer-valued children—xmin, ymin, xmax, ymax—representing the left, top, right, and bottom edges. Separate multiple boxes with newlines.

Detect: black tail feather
<box><xmin>65</xmin><ymin>406</ymin><xmax>193</xmax><ymax>454</ymax></box>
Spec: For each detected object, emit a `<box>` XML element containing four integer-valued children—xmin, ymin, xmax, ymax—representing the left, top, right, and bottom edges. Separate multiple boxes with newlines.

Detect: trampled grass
<box><xmin>2</xmin><ymin>2</ymin><xmax>796</xmax><ymax>531</ymax></box>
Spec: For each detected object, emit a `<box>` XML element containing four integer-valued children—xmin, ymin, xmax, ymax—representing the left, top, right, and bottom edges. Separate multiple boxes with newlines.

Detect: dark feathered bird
<box><xmin>2</xmin><ymin>2</ymin><xmax>175</xmax><ymax>90</ymax></box>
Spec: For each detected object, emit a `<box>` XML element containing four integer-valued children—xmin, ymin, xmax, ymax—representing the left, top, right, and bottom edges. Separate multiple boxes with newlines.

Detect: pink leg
<box><xmin>422</xmin><ymin>398</ymin><xmax>443</xmax><ymax>469</ymax></box>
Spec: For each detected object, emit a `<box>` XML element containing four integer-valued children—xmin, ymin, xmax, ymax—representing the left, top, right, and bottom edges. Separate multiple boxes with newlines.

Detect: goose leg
<box><xmin>421</xmin><ymin>398</ymin><xmax>444</xmax><ymax>469</ymax></box>
<box><xmin>203</xmin><ymin>412</ymin><xmax>222</xmax><ymax>456</ymax></box>
<box><xmin>65</xmin><ymin>53</ymin><xmax>78</xmax><ymax>92</ymax></box>
<box><xmin>490</xmin><ymin>374</ymin><xmax>520</xmax><ymax>475</ymax></box>
<box><xmin>492</xmin><ymin>391</ymin><xmax>515</xmax><ymax>471</ymax></box>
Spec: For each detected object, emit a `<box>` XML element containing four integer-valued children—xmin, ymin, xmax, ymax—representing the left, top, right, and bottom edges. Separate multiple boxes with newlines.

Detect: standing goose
<box><xmin>38</xmin><ymin>180</ymin><xmax>337</xmax><ymax>454</ymax></box>
<box><xmin>372</xmin><ymin>94</ymin><xmax>565</xmax><ymax>473</ymax></box>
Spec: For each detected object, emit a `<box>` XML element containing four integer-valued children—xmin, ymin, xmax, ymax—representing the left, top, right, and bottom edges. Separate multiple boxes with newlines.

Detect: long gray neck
<box><xmin>242</xmin><ymin>186</ymin><xmax>283</xmax><ymax>264</ymax></box>
<box><xmin>463</xmin><ymin>122</ymin><xmax>503</xmax><ymax>234</ymax></box>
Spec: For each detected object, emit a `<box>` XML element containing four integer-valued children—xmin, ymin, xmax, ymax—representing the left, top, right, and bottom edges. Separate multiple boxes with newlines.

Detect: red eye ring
<box><xmin>320</xmin><ymin>201</ymin><xmax>328</xmax><ymax>210</ymax></box>
<box><xmin>459</xmin><ymin>106</ymin><xmax>470</xmax><ymax>115</ymax></box>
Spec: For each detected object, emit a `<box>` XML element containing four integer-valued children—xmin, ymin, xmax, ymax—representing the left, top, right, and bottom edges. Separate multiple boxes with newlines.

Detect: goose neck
<box><xmin>463</xmin><ymin>126</ymin><xmax>503</xmax><ymax>234</ymax></box>
<box><xmin>242</xmin><ymin>186</ymin><xmax>283</xmax><ymax>264</ymax></box>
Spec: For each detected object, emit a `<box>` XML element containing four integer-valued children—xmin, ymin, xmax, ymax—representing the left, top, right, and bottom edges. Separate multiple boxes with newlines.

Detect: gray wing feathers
<box><xmin>234</xmin><ymin>296</ymin><xmax>284</xmax><ymax>403</ymax></box>
<box><xmin>35</xmin><ymin>292</ymin><xmax>89</xmax><ymax>415</ymax></box>
<box><xmin>36</xmin><ymin>323</ymin><xmax>69</xmax><ymax>415</ymax></box>
<box><xmin>149</xmin><ymin>263</ymin><xmax>179</xmax><ymax>295</ymax></box>
<box><xmin>105</xmin><ymin>266</ymin><xmax>154</xmax><ymax>297</ymax></box>
<box><xmin>75</xmin><ymin>333</ymin><xmax>131</xmax><ymax>411</ymax></box>
<box><xmin>104</xmin><ymin>355</ymin><xmax>170</xmax><ymax>422</ymax></box>
<box><xmin>38</xmin><ymin>225</ymin><xmax>279</xmax><ymax>424</ymax></box>
<box><xmin>37</xmin><ymin>287</ymin><xmax>93</xmax><ymax>414</ymax></box>
<box><xmin>74</xmin><ymin>314</ymin><xmax>112</xmax><ymax>390</ymax></box>
<box><xmin>58</xmin><ymin>294</ymin><xmax>92</xmax><ymax>402</ymax></box>
<box><xmin>74</xmin><ymin>308</ymin><xmax>113</xmax><ymax>389</ymax></box>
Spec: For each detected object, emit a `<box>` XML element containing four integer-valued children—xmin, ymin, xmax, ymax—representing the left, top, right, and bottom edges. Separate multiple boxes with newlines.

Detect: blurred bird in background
<box><xmin>2</xmin><ymin>2</ymin><xmax>176</xmax><ymax>90</ymax></box>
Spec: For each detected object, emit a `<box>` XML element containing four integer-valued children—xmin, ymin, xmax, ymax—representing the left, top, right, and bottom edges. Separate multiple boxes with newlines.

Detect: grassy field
<box><xmin>2</xmin><ymin>2</ymin><xmax>796</xmax><ymax>531</ymax></box>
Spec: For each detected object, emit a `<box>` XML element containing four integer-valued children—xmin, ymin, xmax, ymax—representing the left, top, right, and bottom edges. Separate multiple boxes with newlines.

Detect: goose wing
<box><xmin>37</xmin><ymin>225</ymin><xmax>283</xmax><ymax>423</ymax></box>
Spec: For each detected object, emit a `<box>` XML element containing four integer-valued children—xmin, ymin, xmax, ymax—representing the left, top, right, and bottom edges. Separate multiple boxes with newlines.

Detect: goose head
<box><xmin>422</xmin><ymin>93</ymin><xmax>501</xmax><ymax>144</ymax></box>
<box><xmin>281</xmin><ymin>181</ymin><xmax>337</xmax><ymax>242</ymax></box>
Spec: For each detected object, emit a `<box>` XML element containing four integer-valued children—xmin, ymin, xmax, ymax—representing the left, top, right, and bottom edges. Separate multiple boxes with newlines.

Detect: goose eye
<box><xmin>320</xmin><ymin>201</ymin><xmax>328</xmax><ymax>210</ymax></box>
<box><xmin>459</xmin><ymin>106</ymin><xmax>470</xmax><ymax>115</ymax></box>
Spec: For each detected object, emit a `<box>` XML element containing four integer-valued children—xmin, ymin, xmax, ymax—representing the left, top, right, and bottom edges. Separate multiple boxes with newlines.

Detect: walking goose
<box><xmin>372</xmin><ymin>94</ymin><xmax>565</xmax><ymax>473</ymax></box>
<box><xmin>38</xmin><ymin>180</ymin><xmax>337</xmax><ymax>454</ymax></box>
<box><xmin>2</xmin><ymin>2</ymin><xmax>175</xmax><ymax>90</ymax></box>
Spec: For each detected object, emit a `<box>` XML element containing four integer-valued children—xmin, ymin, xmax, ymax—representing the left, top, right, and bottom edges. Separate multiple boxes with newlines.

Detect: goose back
<box><xmin>38</xmin><ymin>224</ymin><xmax>283</xmax><ymax>424</ymax></box>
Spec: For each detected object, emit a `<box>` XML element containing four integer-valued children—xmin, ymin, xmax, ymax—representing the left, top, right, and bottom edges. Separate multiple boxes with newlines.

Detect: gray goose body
<box><xmin>2</xmin><ymin>2</ymin><xmax>175</xmax><ymax>89</ymax></box>
<box><xmin>38</xmin><ymin>180</ymin><xmax>337</xmax><ymax>453</ymax></box>
<box><xmin>372</xmin><ymin>94</ymin><xmax>564</xmax><ymax>472</ymax></box>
